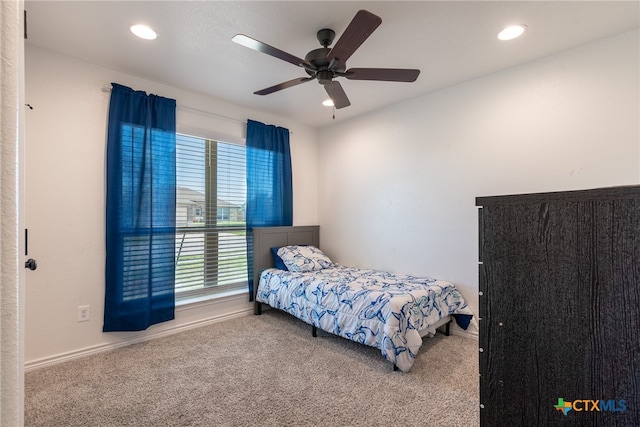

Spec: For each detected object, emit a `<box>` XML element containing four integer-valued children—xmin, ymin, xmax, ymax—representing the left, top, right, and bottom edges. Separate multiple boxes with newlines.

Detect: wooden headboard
<box><xmin>252</xmin><ymin>225</ymin><xmax>319</xmax><ymax>313</ymax></box>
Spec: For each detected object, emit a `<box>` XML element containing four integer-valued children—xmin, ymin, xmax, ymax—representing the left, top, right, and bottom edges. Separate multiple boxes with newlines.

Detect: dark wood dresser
<box><xmin>477</xmin><ymin>186</ymin><xmax>640</xmax><ymax>426</ymax></box>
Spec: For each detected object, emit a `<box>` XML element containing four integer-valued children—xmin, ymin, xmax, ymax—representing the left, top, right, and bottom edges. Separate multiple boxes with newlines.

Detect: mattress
<box><xmin>256</xmin><ymin>265</ymin><xmax>473</xmax><ymax>372</ymax></box>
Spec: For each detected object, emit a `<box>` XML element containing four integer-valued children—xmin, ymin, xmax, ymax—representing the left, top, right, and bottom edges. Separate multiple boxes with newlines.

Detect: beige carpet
<box><xmin>25</xmin><ymin>309</ymin><xmax>479</xmax><ymax>426</ymax></box>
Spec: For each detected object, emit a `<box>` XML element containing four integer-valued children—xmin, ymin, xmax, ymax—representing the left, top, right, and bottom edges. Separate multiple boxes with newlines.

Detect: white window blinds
<box><xmin>175</xmin><ymin>133</ymin><xmax>247</xmax><ymax>297</ymax></box>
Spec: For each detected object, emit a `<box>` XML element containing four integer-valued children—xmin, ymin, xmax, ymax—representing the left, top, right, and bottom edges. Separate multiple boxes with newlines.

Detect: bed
<box><xmin>252</xmin><ymin>226</ymin><xmax>474</xmax><ymax>372</ymax></box>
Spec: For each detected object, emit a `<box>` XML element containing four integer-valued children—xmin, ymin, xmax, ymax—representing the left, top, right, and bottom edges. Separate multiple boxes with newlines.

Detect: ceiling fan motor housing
<box><xmin>305</xmin><ymin>46</ymin><xmax>347</xmax><ymax>82</ymax></box>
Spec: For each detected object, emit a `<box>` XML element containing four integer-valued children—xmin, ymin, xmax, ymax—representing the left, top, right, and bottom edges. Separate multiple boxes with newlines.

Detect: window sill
<box><xmin>176</xmin><ymin>287</ymin><xmax>249</xmax><ymax>309</ymax></box>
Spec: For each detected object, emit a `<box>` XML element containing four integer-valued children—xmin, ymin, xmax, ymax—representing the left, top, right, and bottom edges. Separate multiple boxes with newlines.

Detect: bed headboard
<box><xmin>252</xmin><ymin>225</ymin><xmax>320</xmax><ymax>303</ymax></box>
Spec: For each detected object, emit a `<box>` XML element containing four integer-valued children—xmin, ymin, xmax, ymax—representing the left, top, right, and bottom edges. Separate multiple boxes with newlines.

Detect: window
<box><xmin>175</xmin><ymin>133</ymin><xmax>247</xmax><ymax>298</ymax></box>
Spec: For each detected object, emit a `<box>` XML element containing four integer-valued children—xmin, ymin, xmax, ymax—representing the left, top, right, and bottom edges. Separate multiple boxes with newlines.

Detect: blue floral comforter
<box><xmin>256</xmin><ymin>266</ymin><xmax>473</xmax><ymax>372</ymax></box>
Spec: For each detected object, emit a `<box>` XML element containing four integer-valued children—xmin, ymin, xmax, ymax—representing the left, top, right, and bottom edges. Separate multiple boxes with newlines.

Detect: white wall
<box><xmin>317</xmin><ymin>29</ymin><xmax>640</xmax><ymax>335</ymax></box>
<box><xmin>24</xmin><ymin>46</ymin><xmax>318</xmax><ymax>366</ymax></box>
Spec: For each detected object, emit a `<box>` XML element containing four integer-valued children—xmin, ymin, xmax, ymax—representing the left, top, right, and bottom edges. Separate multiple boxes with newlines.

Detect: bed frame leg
<box><xmin>445</xmin><ymin>320</ymin><xmax>451</xmax><ymax>336</ymax></box>
<box><xmin>254</xmin><ymin>301</ymin><xmax>262</xmax><ymax>315</ymax></box>
<box><xmin>312</xmin><ymin>325</ymin><xmax>317</xmax><ymax>337</ymax></box>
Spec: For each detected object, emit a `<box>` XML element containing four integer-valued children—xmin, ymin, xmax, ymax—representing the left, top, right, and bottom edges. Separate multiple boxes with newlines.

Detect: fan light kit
<box><xmin>322</xmin><ymin>99</ymin><xmax>334</xmax><ymax>107</ymax></box>
<box><xmin>498</xmin><ymin>25</ymin><xmax>527</xmax><ymax>41</ymax></box>
<box><xmin>130</xmin><ymin>24</ymin><xmax>157</xmax><ymax>40</ymax></box>
<box><xmin>232</xmin><ymin>10</ymin><xmax>420</xmax><ymax>110</ymax></box>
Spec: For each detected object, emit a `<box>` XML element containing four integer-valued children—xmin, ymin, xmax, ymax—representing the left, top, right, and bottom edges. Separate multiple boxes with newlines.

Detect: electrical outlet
<box><xmin>78</xmin><ymin>305</ymin><xmax>90</xmax><ymax>322</ymax></box>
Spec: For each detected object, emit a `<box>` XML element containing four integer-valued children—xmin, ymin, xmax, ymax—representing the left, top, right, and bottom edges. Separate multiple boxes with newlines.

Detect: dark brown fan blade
<box><xmin>327</xmin><ymin>10</ymin><xmax>381</xmax><ymax>64</ymax></box>
<box><xmin>324</xmin><ymin>81</ymin><xmax>351</xmax><ymax>109</ymax></box>
<box><xmin>345</xmin><ymin>68</ymin><xmax>420</xmax><ymax>82</ymax></box>
<box><xmin>254</xmin><ymin>77</ymin><xmax>315</xmax><ymax>95</ymax></box>
<box><xmin>232</xmin><ymin>34</ymin><xmax>313</xmax><ymax>69</ymax></box>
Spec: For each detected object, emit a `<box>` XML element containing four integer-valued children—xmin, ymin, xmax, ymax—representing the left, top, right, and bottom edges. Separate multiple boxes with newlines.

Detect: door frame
<box><xmin>0</xmin><ymin>0</ymin><xmax>26</xmax><ymax>425</ymax></box>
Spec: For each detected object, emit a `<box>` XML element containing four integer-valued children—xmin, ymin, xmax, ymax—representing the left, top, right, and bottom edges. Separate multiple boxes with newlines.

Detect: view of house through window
<box><xmin>175</xmin><ymin>133</ymin><xmax>247</xmax><ymax>298</ymax></box>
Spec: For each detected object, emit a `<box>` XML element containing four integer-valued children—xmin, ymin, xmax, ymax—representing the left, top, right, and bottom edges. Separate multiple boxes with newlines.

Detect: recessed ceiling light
<box><xmin>130</xmin><ymin>24</ymin><xmax>157</xmax><ymax>40</ymax></box>
<box><xmin>322</xmin><ymin>99</ymin><xmax>334</xmax><ymax>107</ymax></box>
<box><xmin>498</xmin><ymin>24</ymin><xmax>527</xmax><ymax>41</ymax></box>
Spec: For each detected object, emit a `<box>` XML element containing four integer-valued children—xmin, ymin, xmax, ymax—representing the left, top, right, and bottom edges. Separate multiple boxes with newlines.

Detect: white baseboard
<box><xmin>26</xmin><ymin>304</ymin><xmax>477</xmax><ymax>371</ymax></box>
<box><xmin>450</xmin><ymin>328</ymin><xmax>479</xmax><ymax>340</ymax></box>
<box><xmin>25</xmin><ymin>308</ymin><xmax>253</xmax><ymax>372</ymax></box>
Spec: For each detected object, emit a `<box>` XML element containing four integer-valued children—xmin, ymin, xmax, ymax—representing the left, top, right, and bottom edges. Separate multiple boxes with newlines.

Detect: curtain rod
<box><xmin>101</xmin><ymin>85</ymin><xmax>293</xmax><ymax>135</ymax></box>
<box><xmin>179</xmin><ymin>105</ymin><xmax>247</xmax><ymax>126</ymax></box>
<box><xmin>102</xmin><ymin>85</ymin><xmax>246</xmax><ymax>125</ymax></box>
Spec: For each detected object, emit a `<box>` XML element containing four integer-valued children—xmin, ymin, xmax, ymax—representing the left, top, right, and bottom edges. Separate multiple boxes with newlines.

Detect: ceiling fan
<box><xmin>232</xmin><ymin>9</ymin><xmax>420</xmax><ymax>109</ymax></box>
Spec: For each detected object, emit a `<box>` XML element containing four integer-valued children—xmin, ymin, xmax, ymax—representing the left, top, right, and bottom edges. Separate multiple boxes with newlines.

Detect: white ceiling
<box><xmin>25</xmin><ymin>1</ymin><xmax>640</xmax><ymax>128</ymax></box>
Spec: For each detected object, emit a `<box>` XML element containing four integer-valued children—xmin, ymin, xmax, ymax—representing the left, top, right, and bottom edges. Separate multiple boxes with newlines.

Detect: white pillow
<box><xmin>276</xmin><ymin>245</ymin><xmax>334</xmax><ymax>272</ymax></box>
